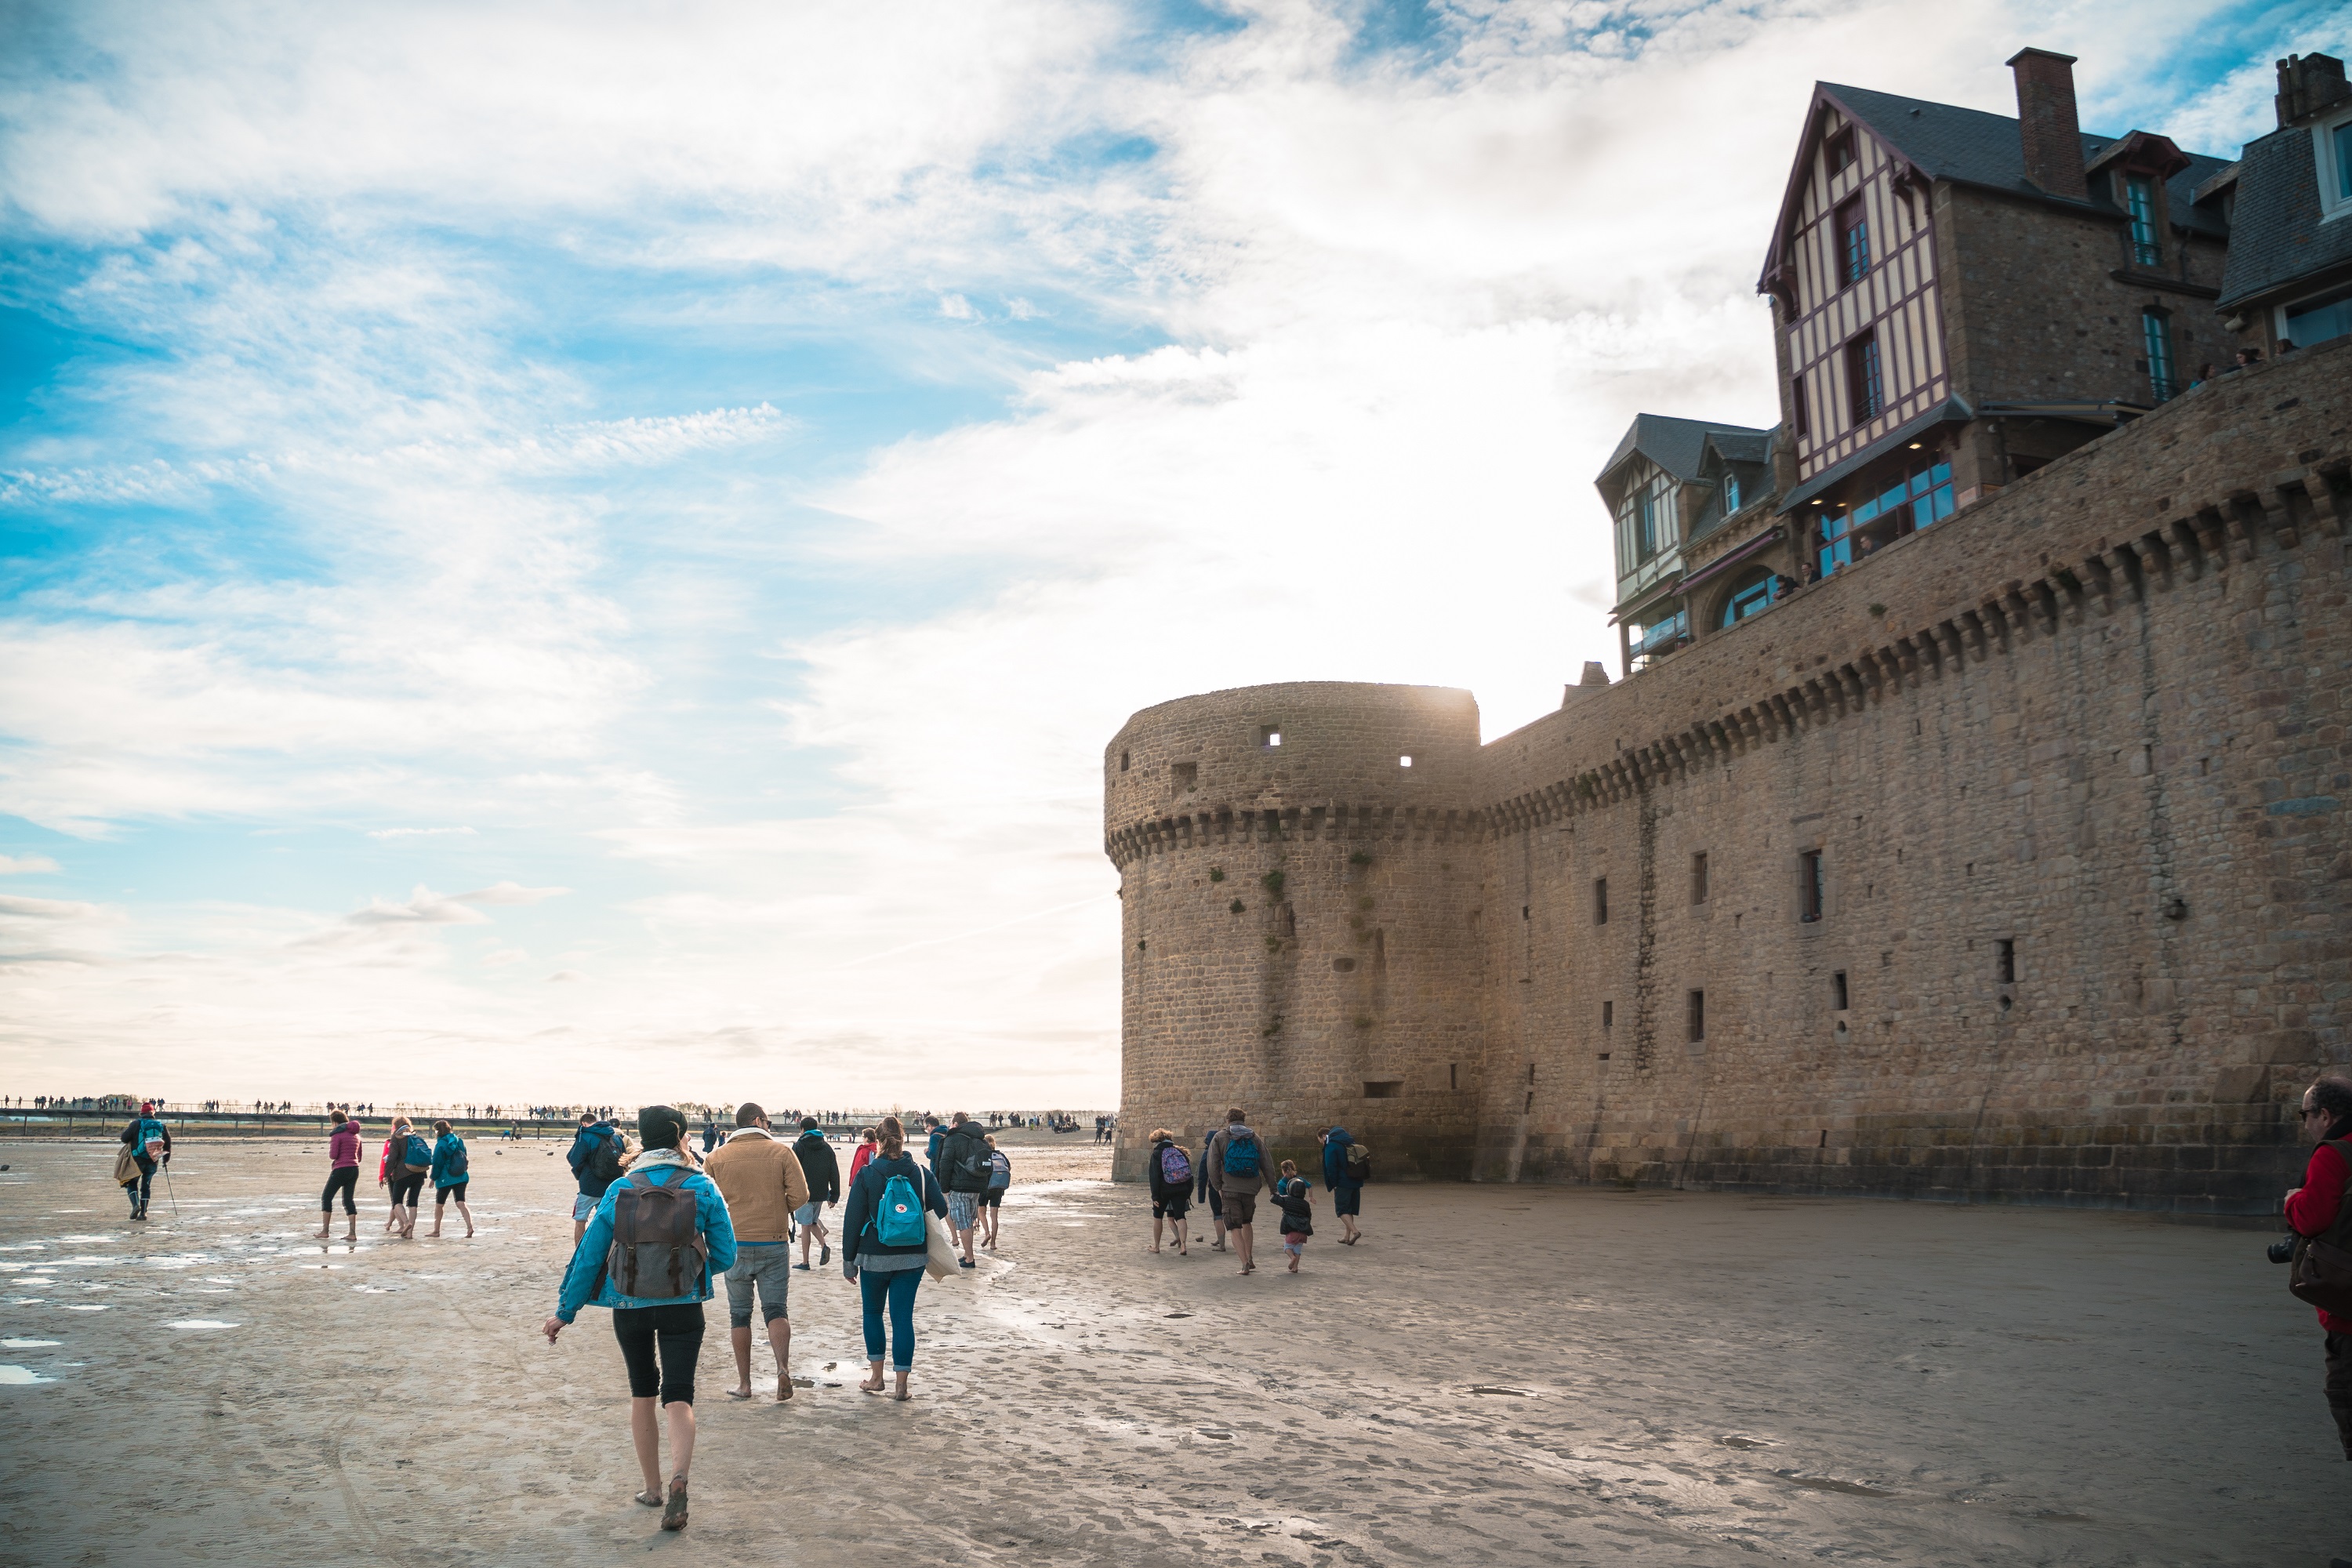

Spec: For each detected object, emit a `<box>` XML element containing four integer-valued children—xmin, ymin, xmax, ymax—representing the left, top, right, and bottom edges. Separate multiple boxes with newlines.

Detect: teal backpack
<box><xmin>877</xmin><ymin>1171</ymin><xmax>927</xmax><ymax>1247</ymax></box>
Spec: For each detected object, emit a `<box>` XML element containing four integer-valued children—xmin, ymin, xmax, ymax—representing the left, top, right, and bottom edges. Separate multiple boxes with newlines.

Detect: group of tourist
<box><xmin>539</xmin><ymin>1104</ymin><xmax>1011</xmax><ymax>1530</ymax></box>
<box><xmin>1145</xmin><ymin>1111</ymin><xmax>1367</xmax><ymax>1272</ymax></box>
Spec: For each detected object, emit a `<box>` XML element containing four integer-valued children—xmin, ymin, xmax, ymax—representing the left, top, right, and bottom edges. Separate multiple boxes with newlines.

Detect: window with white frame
<box><xmin>2320</xmin><ymin>106</ymin><xmax>2352</xmax><ymax>220</ymax></box>
<box><xmin>1613</xmin><ymin>462</ymin><xmax>1677</xmax><ymax>574</ymax></box>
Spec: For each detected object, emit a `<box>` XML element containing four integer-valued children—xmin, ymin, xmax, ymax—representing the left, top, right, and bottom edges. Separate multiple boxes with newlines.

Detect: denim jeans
<box><xmin>858</xmin><ymin>1265</ymin><xmax>924</xmax><ymax>1370</ymax></box>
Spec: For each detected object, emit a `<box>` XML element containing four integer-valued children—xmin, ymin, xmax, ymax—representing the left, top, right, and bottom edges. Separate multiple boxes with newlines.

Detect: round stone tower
<box><xmin>1105</xmin><ymin>681</ymin><xmax>1486</xmax><ymax>1182</ymax></box>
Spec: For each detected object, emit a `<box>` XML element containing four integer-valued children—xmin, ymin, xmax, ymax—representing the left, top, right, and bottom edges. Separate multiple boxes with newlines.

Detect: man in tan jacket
<box><xmin>703</xmin><ymin>1102</ymin><xmax>810</xmax><ymax>1401</ymax></box>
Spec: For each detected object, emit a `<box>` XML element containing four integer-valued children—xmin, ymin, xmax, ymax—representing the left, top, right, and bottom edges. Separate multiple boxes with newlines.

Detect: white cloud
<box><xmin>0</xmin><ymin>855</ymin><xmax>61</xmax><ymax>875</ymax></box>
<box><xmin>456</xmin><ymin>882</ymin><xmax>570</xmax><ymax>906</ymax></box>
<box><xmin>0</xmin><ymin>0</ymin><xmax>2296</xmax><ymax>1105</ymax></box>
<box><xmin>344</xmin><ymin>886</ymin><xmax>492</xmax><ymax>927</ymax></box>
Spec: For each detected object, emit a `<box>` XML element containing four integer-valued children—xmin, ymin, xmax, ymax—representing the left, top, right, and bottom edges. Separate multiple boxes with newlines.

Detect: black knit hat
<box><xmin>637</xmin><ymin>1105</ymin><xmax>688</xmax><ymax>1151</ymax></box>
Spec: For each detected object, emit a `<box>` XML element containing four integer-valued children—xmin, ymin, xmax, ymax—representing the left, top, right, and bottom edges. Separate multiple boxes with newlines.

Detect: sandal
<box><xmin>724</xmin><ymin>1387</ymin><xmax>753</xmax><ymax>1400</ymax></box>
<box><xmin>634</xmin><ymin>1488</ymin><xmax>664</xmax><ymax>1508</ymax></box>
<box><xmin>661</xmin><ymin>1477</ymin><xmax>689</xmax><ymax>1532</ymax></box>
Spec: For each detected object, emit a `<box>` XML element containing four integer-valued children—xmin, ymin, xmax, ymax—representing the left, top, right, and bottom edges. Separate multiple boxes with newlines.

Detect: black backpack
<box><xmin>441</xmin><ymin>1138</ymin><xmax>468</xmax><ymax>1179</ymax></box>
<box><xmin>586</xmin><ymin>1127</ymin><xmax>623</xmax><ymax>1186</ymax></box>
<box><xmin>606</xmin><ymin>1171</ymin><xmax>708</xmax><ymax>1298</ymax></box>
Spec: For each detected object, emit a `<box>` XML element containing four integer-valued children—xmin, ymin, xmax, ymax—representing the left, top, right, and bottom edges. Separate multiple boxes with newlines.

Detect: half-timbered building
<box><xmin>1758</xmin><ymin>50</ymin><xmax>2245</xmax><ymax>579</ymax></box>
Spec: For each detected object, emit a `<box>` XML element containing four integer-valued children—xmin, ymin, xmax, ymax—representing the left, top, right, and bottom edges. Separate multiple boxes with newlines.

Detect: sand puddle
<box><xmin>2</xmin><ymin>1339</ymin><xmax>60</xmax><ymax>1348</ymax></box>
<box><xmin>165</xmin><ymin>1319</ymin><xmax>238</xmax><ymax>1330</ymax></box>
<box><xmin>0</xmin><ymin>1365</ymin><xmax>54</xmax><ymax>1385</ymax></box>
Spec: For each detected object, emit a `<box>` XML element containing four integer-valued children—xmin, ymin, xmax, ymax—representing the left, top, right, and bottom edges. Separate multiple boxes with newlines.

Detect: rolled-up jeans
<box><xmin>858</xmin><ymin>1262</ymin><xmax>924</xmax><ymax>1370</ymax></box>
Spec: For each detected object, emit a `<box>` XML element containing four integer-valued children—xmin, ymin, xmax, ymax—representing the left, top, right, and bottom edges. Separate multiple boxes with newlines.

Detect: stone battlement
<box><xmin>1109</xmin><ymin>342</ymin><xmax>2352</xmax><ymax>1209</ymax></box>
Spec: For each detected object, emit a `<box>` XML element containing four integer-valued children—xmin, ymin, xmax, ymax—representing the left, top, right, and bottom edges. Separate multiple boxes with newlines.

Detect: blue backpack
<box><xmin>1221</xmin><ymin>1128</ymin><xmax>1261</xmax><ymax>1178</ymax></box>
<box><xmin>877</xmin><ymin>1171</ymin><xmax>927</xmax><ymax>1247</ymax></box>
<box><xmin>405</xmin><ymin>1133</ymin><xmax>434</xmax><ymax>1171</ymax></box>
<box><xmin>440</xmin><ymin>1137</ymin><xmax>468</xmax><ymax>1179</ymax></box>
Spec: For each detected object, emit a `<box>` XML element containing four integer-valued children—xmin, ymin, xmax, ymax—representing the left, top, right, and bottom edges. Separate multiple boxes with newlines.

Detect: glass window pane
<box><xmin>1931</xmin><ymin>462</ymin><xmax>1951</xmax><ymax>485</ymax></box>
<box><xmin>1933</xmin><ymin>485</ymin><xmax>1955</xmax><ymax>521</ymax></box>
<box><xmin>2336</xmin><ymin>122</ymin><xmax>2352</xmax><ymax>201</ymax></box>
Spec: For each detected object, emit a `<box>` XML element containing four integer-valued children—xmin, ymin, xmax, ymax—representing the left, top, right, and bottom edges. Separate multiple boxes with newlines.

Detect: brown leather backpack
<box><xmin>607</xmin><ymin>1169</ymin><xmax>708</xmax><ymax>1299</ymax></box>
<box><xmin>2290</xmin><ymin>1139</ymin><xmax>2352</xmax><ymax>1315</ymax></box>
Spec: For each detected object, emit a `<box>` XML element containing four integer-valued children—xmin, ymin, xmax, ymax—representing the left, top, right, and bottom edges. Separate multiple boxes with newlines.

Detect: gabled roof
<box><xmin>1597</xmin><ymin>414</ymin><xmax>1770</xmax><ymax>492</ymax></box>
<box><xmin>1700</xmin><ymin>426</ymin><xmax>1775</xmax><ymax>468</ymax></box>
<box><xmin>1824</xmin><ymin>83</ymin><xmax>2231</xmax><ymax>238</ymax></box>
<box><xmin>1760</xmin><ymin>82</ymin><xmax>2233</xmax><ymax>293</ymax></box>
<box><xmin>2218</xmin><ymin>121</ymin><xmax>2352</xmax><ymax>312</ymax></box>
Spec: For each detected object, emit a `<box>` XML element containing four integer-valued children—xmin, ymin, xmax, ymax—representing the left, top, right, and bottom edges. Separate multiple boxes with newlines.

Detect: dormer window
<box><xmin>1836</xmin><ymin>196</ymin><xmax>1870</xmax><ymax>285</ymax></box>
<box><xmin>2125</xmin><ymin>175</ymin><xmax>2161</xmax><ymax>266</ymax></box>
<box><xmin>1724</xmin><ymin>474</ymin><xmax>1741</xmax><ymax>513</ymax></box>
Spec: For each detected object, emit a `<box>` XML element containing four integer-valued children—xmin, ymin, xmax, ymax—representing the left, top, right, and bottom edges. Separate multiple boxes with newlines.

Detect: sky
<box><xmin>0</xmin><ymin>0</ymin><xmax>2337</xmax><ymax>1112</ymax></box>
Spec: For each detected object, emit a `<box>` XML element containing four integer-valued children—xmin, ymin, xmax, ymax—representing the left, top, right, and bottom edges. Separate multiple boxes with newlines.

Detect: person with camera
<box><xmin>2282</xmin><ymin>1076</ymin><xmax>2352</xmax><ymax>1459</ymax></box>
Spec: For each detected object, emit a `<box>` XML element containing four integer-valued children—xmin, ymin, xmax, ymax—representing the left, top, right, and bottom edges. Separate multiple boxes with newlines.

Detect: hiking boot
<box><xmin>819</xmin><ymin>1242</ymin><xmax>830</xmax><ymax>1266</ymax></box>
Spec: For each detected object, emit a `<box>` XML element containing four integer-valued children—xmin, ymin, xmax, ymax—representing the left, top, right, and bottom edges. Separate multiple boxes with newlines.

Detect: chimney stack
<box><xmin>2006</xmin><ymin>49</ymin><xmax>2086</xmax><ymax>200</ymax></box>
<box><xmin>2274</xmin><ymin>53</ymin><xmax>2350</xmax><ymax>129</ymax></box>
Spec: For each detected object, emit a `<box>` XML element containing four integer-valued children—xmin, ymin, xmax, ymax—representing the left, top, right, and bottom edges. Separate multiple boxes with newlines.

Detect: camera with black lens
<box><xmin>2270</xmin><ymin>1236</ymin><xmax>2300</xmax><ymax>1265</ymax></box>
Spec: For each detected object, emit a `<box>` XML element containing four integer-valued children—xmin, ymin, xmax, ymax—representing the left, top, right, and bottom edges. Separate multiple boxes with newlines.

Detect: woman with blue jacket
<box><xmin>426</xmin><ymin>1119</ymin><xmax>473</xmax><ymax>1239</ymax></box>
<box><xmin>838</xmin><ymin>1115</ymin><xmax>947</xmax><ymax>1400</ymax></box>
<box><xmin>543</xmin><ymin>1106</ymin><xmax>735</xmax><ymax>1532</ymax></box>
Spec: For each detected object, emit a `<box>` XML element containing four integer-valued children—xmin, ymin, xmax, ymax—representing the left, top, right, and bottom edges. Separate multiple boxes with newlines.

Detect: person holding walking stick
<box><xmin>117</xmin><ymin>1102</ymin><xmax>171</xmax><ymax>1221</ymax></box>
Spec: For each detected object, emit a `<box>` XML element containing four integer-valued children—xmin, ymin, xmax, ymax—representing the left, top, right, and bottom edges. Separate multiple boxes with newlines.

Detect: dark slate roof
<box><xmin>1824</xmin><ymin>83</ymin><xmax>2231</xmax><ymax>240</ymax></box>
<box><xmin>1597</xmin><ymin>413</ymin><xmax>1770</xmax><ymax>488</ymax></box>
<box><xmin>1701</xmin><ymin>426</ymin><xmax>1775</xmax><ymax>468</ymax></box>
<box><xmin>2218</xmin><ymin>122</ymin><xmax>2352</xmax><ymax>310</ymax></box>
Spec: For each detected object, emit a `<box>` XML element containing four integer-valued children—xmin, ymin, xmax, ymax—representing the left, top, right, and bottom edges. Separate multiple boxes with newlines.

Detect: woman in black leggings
<box><xmin>543</xmin><ymin>1106</ymin><xmax>738</xmax><ymax>1532</ymax></box>
<box><xmin>317</xmin><ymin>1109</ymin><xmax>362</xmax><ymax>1241</ymax></box>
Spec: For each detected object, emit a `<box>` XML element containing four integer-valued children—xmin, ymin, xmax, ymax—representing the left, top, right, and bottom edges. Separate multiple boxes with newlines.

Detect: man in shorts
<box><xmin>792</xmin><ymin>1118</ymin><xmax>840</xmax><ymax>1271</ymax></box>
<box><xmin>703</xmin><ymin>1102</ymin><xmax>809</xmax><ymax>1402</ymax></box>
<box><xmin>567</xmin><ymin>1112</ymin><xmax>623</xmax><ymax>1244</ymax></box>
<box><xmin>938</xmin><ymin>1111</ymin><xmax>993</xmax><ymax>1269</ymax></box>
<box><xmin>1204</xmin><ymin>1107</ymin><xmax>1276</xmax><ymax>1276</ymax></box>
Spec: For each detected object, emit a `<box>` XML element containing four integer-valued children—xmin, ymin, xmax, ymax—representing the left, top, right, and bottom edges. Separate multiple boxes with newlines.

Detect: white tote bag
<box><xmin>923</xmin><ymin>1212</ymin><xmax>960</xmax><ymax>1279</ymax></box>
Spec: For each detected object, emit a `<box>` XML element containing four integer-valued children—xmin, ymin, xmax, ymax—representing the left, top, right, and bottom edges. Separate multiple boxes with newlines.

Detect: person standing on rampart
<box><xmin>1204</xmin><ymin>1108</ymin><xmax>1275</xmax><ymax>1276</ymax></box>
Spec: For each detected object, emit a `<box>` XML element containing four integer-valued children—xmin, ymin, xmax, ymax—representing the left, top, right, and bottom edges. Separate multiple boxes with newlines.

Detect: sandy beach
<box><xmin>1</xmin><ymin>1134</ymin><xmax>2337</xmax><ymax>1565</ymax></box>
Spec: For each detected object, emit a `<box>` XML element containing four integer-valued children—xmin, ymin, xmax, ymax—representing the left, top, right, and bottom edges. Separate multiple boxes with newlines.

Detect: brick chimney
<box><xmin>2006</xmin><ymin>49</ymin><xmax>2086</xmax><ymax>200</ymax></box>
<box><xmin>2274</xmin><ymin>53</ymin><xmax>2350</xmax><ymax>129</ymax></box>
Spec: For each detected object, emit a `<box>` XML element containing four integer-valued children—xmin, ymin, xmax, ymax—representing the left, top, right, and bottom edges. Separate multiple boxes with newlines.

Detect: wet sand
<box><xmin>0</xmin><ymin>1135</ymin><xmax>2336</xmax><ymax>1565</ymax></box>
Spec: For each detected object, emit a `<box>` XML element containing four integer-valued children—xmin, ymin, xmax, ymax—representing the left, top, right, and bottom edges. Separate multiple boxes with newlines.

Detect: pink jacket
<box><xmin>329</xmin><ymin>1122</ymin><xmax>361</xmax><ymax>1170</ymax></box>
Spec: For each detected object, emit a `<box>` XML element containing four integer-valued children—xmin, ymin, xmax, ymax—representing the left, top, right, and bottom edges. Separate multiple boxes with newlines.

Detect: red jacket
<box><xmin>2285</xmin><ymin>1142</ymin><xmax>2352</xmax><ymax>1334</ymax></box>
<box><xmin>329</xmin><ymin>1122</ymin><xmax>361</xmax><ymax>1169</ymax></box>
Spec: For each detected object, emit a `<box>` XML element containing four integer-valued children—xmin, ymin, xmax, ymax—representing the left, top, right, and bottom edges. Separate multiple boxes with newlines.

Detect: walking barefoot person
<box><xmin>1272</xmin><ymin>1160</ymin><xmax>1314</xmax><ymax>1272</ymax></box>
<box><xmin>1320</xmin><ymin>1125</ymin><xmax>1366</xmax><ymax>1246</ymax></box>
<box><xmin>427</xmin><ymin>1119</ymin><xmax>474</xmax><ymax>1238</ymax></box>
<box><xmin>379</xmin><ymin>1117</ymin><xmax>429</xmax><ymax>1239</ymax></box>
<box><xmin>702</xmin><ymin>1102</ymin><xmax>808</xmax><ymax>1403</ymax></box>
<box><xmin>1146</xmin><ymin>1127</ymin><xmax>1192</xmax><ymax>1255</ymax></box>
<box><xmin>838</xmin><ymin>1115</ymin><xmax>947</xmax><ymax>1400</ymax></box>
<box><xmin>545</xmin><ymin>1105</ymin><xmax>736</xmax><ymax>1533</ymax></box>
<box><xmin>1204</xmin><ymin>1109</ymin><xmax>1275</xmax><ymax>1276</ymax></box>
<box><xmin>980</xmin><ymin>1134</ymin><xmax>1010</xmax><ymax>1250</ymax></box>
<box><xmin>317</xmin><ymin>1110</ymin><xmax>361</xmax><ymax>1240</ymax></box>
<box><xmin>1196</xmin><ymin>1120</ymin><xmax>1227</xmax><ymax>1251</ymax></box>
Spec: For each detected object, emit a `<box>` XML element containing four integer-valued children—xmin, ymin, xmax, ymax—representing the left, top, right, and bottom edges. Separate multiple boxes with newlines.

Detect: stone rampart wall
<box><xmin>1108</xmin><ymin>343</ymin><xmax>2351</xmax><ymax>1210</ymax></box>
